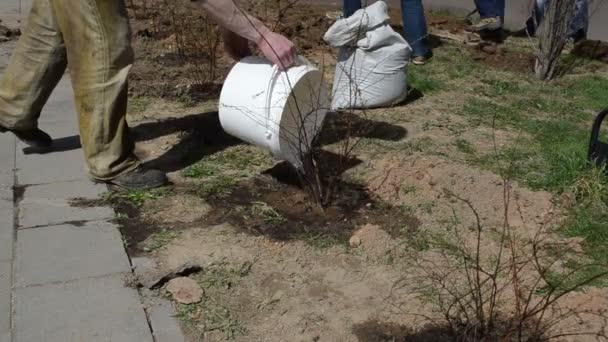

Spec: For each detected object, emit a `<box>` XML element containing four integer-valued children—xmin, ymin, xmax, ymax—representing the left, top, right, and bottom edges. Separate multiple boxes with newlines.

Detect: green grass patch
<box><xmin>143</xmin><ymin>229</ymin><xmax>178</xmax><ymax>251</ymax></box>
<box><xmin>251</xmin><ymin>202</ymin><xmax>287</xmax><ymax>226</ymax></box>
<box><xmin>197</xmin><ymin>262</ymin><xmax>253</xmax><ymax>290</ymax></box>
<box><xmin>176</xmin><ymin>262</ymin><xmax>253</xmax><ymax>340</ymax></box>
<box><xmin>454</xmin><ymin>138</ymin><xmax>476</xmax><ymax>155</ymax></box>
<box><xmin>184</xmin><ymin>146</ymin><xmax>274</xmax><ymax>199</ymax></box>
<box><xmin>302</xmin><ymin>232</ymin><xmax>346</xmax><ymax>249</ymax></box>
<box><xmin>105</xmin><ymin>188</ymin><xmax>168</xmax><ymax>206</ymax></box>
<box><xmin>127</xmin><ymin>96</ymin><xmax>152</xmax><ymax>115</ymax></box>
<box><xmin>451</xmin><ymin>67</ymin><xmax>608</xmax><ymax>276</ymax></box>
<box><xmin>409</xmin><ymin>65</ymin><xmax>443</xmax><ymax>94</ymax></box>
<box><xmin>197</xmin><ymin>175</ymin><xmax>238</xmax><ymax>198</ymax></box>
<box><xmin>563</xmin><ymin>75</ymin><xmax>608</xmax><ymax>111</ymax></box>
<box><xmin>176</xmin><ymin>300</ymin><xmax>245</xmax><ymax>340</ymax></box>
<box><xmin>184</xmin><ymin>146</ymin><xmax>273</xmax><ymax>178</ymax></box>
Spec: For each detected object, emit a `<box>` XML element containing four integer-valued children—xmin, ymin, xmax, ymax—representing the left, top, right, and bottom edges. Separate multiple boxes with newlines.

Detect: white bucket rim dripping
<box><xmin>219</xmin><ymin>56</ymin><xmax>329</xmax><ymax>169</ymax></box>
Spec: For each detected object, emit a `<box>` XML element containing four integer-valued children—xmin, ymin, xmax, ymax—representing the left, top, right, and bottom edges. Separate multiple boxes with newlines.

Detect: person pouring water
<box><xmin>0</xmin><ymin>0</ymin><xmax>297</xmax><ymax>190</ymax></box>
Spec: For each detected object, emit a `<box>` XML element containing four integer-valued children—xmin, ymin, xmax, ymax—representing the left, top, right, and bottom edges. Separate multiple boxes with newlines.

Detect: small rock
<box><xmin>349</xmin><ymin>235</ymin><xmax>362</xmax><ymax>248</ymax></box>
<box><xmin>166</xmin><ymin>277</ymin><xmax>204</xmax><ymax>304</ymax></box>
<box><xmin>428</xmin><ymin>177</ymin><xmax>437</xmax><ymax>186</ymax></box>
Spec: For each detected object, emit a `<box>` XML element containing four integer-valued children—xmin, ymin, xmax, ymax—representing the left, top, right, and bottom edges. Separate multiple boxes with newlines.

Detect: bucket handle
<box><xmin>263</xmin><ymin>56</ymin><xmax>314</xmax><ymax>142</ymax></box>
<box><xmin>588</xmin><ymin>108</ymin><xmax>608</xmax><ymax>164</ymax></box>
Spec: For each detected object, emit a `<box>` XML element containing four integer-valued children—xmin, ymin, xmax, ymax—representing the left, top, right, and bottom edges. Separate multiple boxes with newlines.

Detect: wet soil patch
<box><xmin>203</xmin><ymin>165</ymin><xmax>420</xmax><ymax>245</ymax></box>
<box><xmin>352</xmin><ymin>320</ymin><xmax>452</xmax><ymax>342</ymax></box>
<box><xmin>109</xmin><ymin>196</ymin><xmax>165</xmax><ymax>255</ymax></box>
<box><xmin>571</xmin><ymin>40</ymin><xmax>608</xmax><ymax>63</ymax></box>
<box><xmin>470</xmin><ymin>46</ymin><xmax>535</xmax><ymax>74</ymax></box>
<box><xmin>69</xmin><ymin>197</ymin><xmax>107</xmax><ymax>208</ymax></box>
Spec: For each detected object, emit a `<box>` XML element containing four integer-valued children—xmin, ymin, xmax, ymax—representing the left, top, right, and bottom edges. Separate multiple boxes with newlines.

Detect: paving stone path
<box><xmin>0</xmin><ymin>2</ymin><xmax>184</xmax><ymax>341</ymax></box>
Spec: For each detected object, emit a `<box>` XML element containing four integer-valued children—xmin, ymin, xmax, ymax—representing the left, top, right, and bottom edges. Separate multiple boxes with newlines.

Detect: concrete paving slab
<box><xmin>15</xmin><ymin>221</ymin><xmax>130</xmax><ymax>287</ymax></box>
<box><xmin>0</xmin><ymin>261</ymin><xmax>11</xmax><ymax>342</ymax></box>
<box><xmin>0</xmin><ymin>134</ymin><xmax>15</xmax><ymax>191</ymax></box>
<box><xmin>36</xmin><ymin>79</ymin><xmax>76</xmax><ymax>125</ymax></box>
<box><xmin>15</xmin><ymin>275</ymin><xmax>153</xmax><ymax>342</ymax></box>
<box><xmin>145</xmin><ymin>295</ymin><xmax>186</xmax><ymax>342</ymax></box>
<box><xmin>0</xmin><ymin>200</ymin><xmax>13</xmax><ymax>261</ymax></box>
<box><xmin>16</xmin><ymin>146</ymin><xmax>85</xmax><ymax>185</ymax></box>
<box><xmin>0</xmin><ymin>188</ymin><xmax>10</xmax><ymax>202</ymax></box>
<box><xmin>0</xmin><ymin>0</ymin><xmax>20</xmax><ymax>15</ymax></box>
<box><xmin>14</xmin><ymin>78</ymin><xmax>83</xmax><ymax>185</ymax></box>
<box><xmin>18</xmin><ymin>180</ymin><xmax>111</xmax><ymax>228</ymax></box>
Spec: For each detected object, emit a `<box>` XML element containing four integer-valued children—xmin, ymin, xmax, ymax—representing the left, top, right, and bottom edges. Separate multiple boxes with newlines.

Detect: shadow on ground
<box><xmin>318</xmin><ymin>111</ymin><xmax>408</xmax><ymax>146</ymax></box>
<box><xmin>132</xmin><ymin>111</ymin><xmax>241</xmax><ymax>173</ymax></box>
<box><xmin>26</xmin><ymin>110</ymin><xmax>408</xmax><ymax>176</ymax></box>
<box><xmin>22</xmin><ymin>135</ymin><xmax>81</xmax><ymax>155</ymax></box>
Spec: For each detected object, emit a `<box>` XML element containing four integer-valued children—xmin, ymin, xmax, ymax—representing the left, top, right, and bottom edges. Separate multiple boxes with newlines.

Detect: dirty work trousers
<box><xmin>0</xmin><ymin>0</ymin><xmax>139</xmax><ymax>180</ymax></box>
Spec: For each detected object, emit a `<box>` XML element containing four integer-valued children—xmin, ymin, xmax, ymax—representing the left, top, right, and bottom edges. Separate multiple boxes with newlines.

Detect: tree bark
<box><xmin>535</xmin><ymin>0</ymin><xmax>577</xmax><ymax>80</ymax></box>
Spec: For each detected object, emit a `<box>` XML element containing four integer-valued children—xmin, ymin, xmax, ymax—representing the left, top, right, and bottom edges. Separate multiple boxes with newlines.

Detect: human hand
<box><xmin>222</xmin><ymin>28</ymin><xmax>252</xmax><ymax>61</ymax></box>
<box><xmin>256</xmin><ymin>30</ymin><xmax>297</xmax><ymax>70</ymax></box>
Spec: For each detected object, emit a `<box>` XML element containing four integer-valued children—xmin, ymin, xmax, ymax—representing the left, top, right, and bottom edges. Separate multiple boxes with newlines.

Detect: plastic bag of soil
<box><xmin>324</xmin><ymin>1</ymin><xmax>411</xmax><ymax>110</ymax></box>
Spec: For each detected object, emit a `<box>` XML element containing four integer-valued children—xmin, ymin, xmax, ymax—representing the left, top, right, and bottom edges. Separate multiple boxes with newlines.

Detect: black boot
<box><xmin>0</xmin><ymin>125</ymin><xmax>53</xmax><ymax>148</ymax></box>
<box><xmin>106</xmin><ymin>165</ymin><xmax>169</xmax><ymax>190</ymax></box>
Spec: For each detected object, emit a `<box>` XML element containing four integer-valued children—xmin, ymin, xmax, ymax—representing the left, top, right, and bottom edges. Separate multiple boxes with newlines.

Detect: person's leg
<box><xmin>497</xmin><ymin>0</ymin><xmax>506</xmax><ymax>18</ymax></box>
<box><xmin>468</xmin><ymin>0</ymin><xmax>503</xmax><ymax>31</ymax></box>
<box><xmin>0</xmin><ymin>0</ymin><xmax>67</xmax><ymax>146</ymax></box>
<box><xmin>568</xmin><ymin>0</ymin><xmax>589</xmax><ymax>42</ymax></box>
<box><xmin>474</xmin><ymin>0</ymin><xmax>494</xmax><ymax>18</ymax></box>
<box><xmin>343</xmin><ymin>0</ymin><xmax>362</xmax><ymax>17</ymax></box>
<box><xmin>50</xmin><ymin>0</ymin><xmax>165</xmax><ymax>187</ymax></box>
<box><xmin>401</xmin><ymin>0</ymin><xmax>430</xmax><ymax>59</ymax></box>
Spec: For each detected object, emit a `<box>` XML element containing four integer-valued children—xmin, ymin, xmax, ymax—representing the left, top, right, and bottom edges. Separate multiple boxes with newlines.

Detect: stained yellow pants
<box><xmin>0</xmin><ymin>0</ymin><xmax>139</xmax><ymax>180</ymax></box>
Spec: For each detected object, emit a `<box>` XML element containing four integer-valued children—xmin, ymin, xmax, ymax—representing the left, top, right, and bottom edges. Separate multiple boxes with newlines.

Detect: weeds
<box><xmin>127</xmin><ymin>97</ymin><xmax>152</xmax><ymax>115</ymax></box>
<box><xmin>409</xmin><ymin>66</ymin><xmax>443</xmax><ymax>94</ymax></box>
<box><xmin>143</xmin><ymin>229</ymin><xmax>178</xmax><ymax>251</ymax></box>
<box><xmin>454</xmin><ymin>138</ymin><xmax>476</xmax><ymax>155</ymax></box>
<box><xmin>197</xmin><ymin>175</ymin><xmax>237</xmax><ymax>198</ymax></box>
<box><xmin>393</xmin><ymin>104</ymin><xmax>608</xmax><ymax>339</ymax></box>
<box><xmin>197</xmin><ymin>262</ymin><xmax>253</xmax><ymax>290</ymax></box>
<box><xmin>104</xmin><ymin>188</ymin><xmax>167</xmax><ymax>207</ymax></box>
<box><xmin>184</xmin><ymin>147</ymin><xmax>273</xmax><ymax>179</ymax></box>
<box><xmin>251</xmin><ymin>202</ymin><xmax>287</xmax><ymax>226</ymax></box>
<box><xmin>302</xmin><ymin>232</ymin><xmax>345</xmax><ymax>249</ymax></box>
<box><xmin>175</xmin><ymin>262</ymin><xmax>253</xmax><ymax>340</ymax></box>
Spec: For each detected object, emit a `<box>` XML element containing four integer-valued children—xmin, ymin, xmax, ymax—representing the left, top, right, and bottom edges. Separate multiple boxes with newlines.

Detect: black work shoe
<box><xmin>106</xmin><ymin>166</ymin><xmax>169</xmax><ymax>190</ymax></box>
<box><xmin>0</xmin><ymin>125</ymin><xmax>53</xmax><ymax>148</ymax></box>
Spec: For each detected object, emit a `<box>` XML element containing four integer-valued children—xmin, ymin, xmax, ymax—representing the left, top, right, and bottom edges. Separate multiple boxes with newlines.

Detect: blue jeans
<box><xmin>343</xmin><ymin>0</ymin><xmax>430</xmax><ymax>57</ymax></box>
<box><xmin>474</xmin><ymin>0</ymin><xmax>505</xmax><ymax>19</ymax></box>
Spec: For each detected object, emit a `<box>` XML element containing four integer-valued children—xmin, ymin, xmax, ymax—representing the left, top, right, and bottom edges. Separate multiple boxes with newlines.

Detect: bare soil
<box><xmin>127</xmin><ymin>1</ymin><xmax>334</xmax><ymax>102</ymax></box>
<box><xmin>113</xmin><ymin>1</ymin><xmax>608</xmax><ymax>341</ymax></box>
<box><xmin>470</xmin><ymin>46</ymin><xmax>536</xmax><ymax>74</ymax></box>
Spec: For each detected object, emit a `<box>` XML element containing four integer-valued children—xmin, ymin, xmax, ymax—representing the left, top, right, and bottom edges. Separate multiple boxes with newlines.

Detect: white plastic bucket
<box><xmin>219</xmin><ymin>56</ymin><xmax>329</xmax><ymax>168</ymax></box>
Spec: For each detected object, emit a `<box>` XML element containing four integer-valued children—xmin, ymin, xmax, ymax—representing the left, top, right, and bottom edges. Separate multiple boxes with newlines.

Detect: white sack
<box><xmin>323</xmin><ymin>1</ymin><xmax>411</xmax><ymax>110</ymax></box>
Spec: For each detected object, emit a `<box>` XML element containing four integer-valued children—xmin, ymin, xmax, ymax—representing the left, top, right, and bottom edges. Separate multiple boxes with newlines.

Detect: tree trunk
<box><xmin>535</xmin><ymin>0</ymin><xmax>577</xmax><ymax>80</ymax></box>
